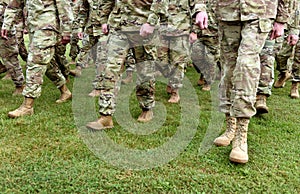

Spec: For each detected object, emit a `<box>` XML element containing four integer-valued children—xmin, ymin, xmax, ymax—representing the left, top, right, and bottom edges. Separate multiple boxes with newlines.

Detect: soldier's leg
<box><xmin>191</xmin><ymin>39</ymin><xmax>205</xmax><ymax>86</ymax></box>
<box><xmin>122</xmin><ymin>47</ymin><xmax>136</xmax><ymax>84</ymax></box>
<box><xmin>274</xmin><ymin>37</ymin><xmax>293</xmax><ymax>88</ymax></box>
<box><xmin>86</xmin><ymin>31</ymin><xmax>129</xmax><ymax>130</ymax></box>
<box><xmin>16</xmin><ymin>30</ymin><xmax>28</xmax><ymax>62</ymax></box>
<box><xmin>256</xmin><ymin>37</ymin><xmax>275</xmax><ymax>114</ymax></box>
<box><xmin>167</xmin><ymin>35</ymin><xmax>189</xmax><ymax>103</ymax></box>
<box><xmin>290</xmin><ymin>40</ymin><xmax>300</xmax><ymax>98</ymax></box>
<box><xmin>8</xmin><ymin>30</ymin><xmax>56</xmax><ymax>118</ymax></box>
<box><xmin>0</xmin><ymin>32</ymin><xmax>24</xmax><ymax>95</ymax></box>
<box><xmin>69</xmin><ymin>32</ymin><xmax>80</xmax><ymax>63</ymax></box>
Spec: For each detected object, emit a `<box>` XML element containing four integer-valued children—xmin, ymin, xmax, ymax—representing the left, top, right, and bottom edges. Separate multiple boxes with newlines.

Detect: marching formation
<box><xmin>0</xmin><ymin>0</ymin><xmax>297</xmax><ymax>164</ymax></box>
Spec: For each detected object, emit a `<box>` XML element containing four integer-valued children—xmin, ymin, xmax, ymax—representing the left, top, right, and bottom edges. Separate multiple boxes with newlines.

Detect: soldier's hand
<box><xmin>77</xmin><ymin>32</ymin><xmax>84</xmax><ymax>39</ymax></box>
<box><xmin>1</xmin><ymin>29</ymin><xmax>8</xmax><ymax>39</ymax></box>
<box><xmin>61</xmin><ymin>35</ymin><xmax>71</xmax><ymax>45</ymax></box>
<box><xmin>102</xmin><ymin>24</ymin><xmax>109</xmax><ymax>34</ymax></box>
<box><xmin>189</xmin><ymin>32</ymin><xmax>197</xmax><ymax>43</ymax></box>
<box><xmin>270</xmin><ymin>22</ymin><xmax>285</xmax><ymax>40</ymax></box>
<box><xmin>140</xmin><ymin>23</ymin><xmax>155</xmax><ymax>37</ymax></box>
<box><xmin>287</xmin><ymin>34</ymin><xmax>299</xmax><ymax>46</ymax></box>
<box><xmin>195</xmin><ymin>11</ymin><xmax>208</xmax><ymax>30</ymax></box>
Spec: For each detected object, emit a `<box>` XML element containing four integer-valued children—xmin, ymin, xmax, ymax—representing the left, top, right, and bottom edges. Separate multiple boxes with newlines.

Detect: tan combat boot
<box><xmin>229</xmin><ymin>117</ymin><xmax>249</xmax><ymax>164</ymax></box>
<box><xmin>13</xmin><ymin>85</ymin><xmax>24</xmax><ymax>96</ymax></box>
<box><xmin>290</xmin><ymin>82</ymin><xmax>299</xmax><ymax>99</ymax></box>
<box><xmin>69</xmin><ymin>66</ymin><xmax>82</xmax><ymax>77</ymax></box>
<box><xmin>274</xmin><ymin>71</ymin><xmax>291</xmax><ymax>88</ymax></box>
<box><xmin>166</xmin><ymin>85</ymin><xmax>172</xmax><ymax>94</ymax></box>
<box><xmin>8</xmin><ymin>97</ymin><xmax>34</xmax><ymax>118</ymax></box>
<box><xmin>56</xmin><ymin>84</ymin><xmax>72</xmax><ymax>103</ymax></box>
<box><xmin>202</xmin><ymin>83</ymin><xmax>211</xmax><ymax>91</ymax></box>
<box><xmin>121</xmin><ymin>71</ymin><xmax>133</xmax><ymax>84</ymax></box>
<box><xmin>137</xmin><ymin>109</ymin><xmax>153</xmax><ymax>122</ymax></box>
<box><xmin>86</xmin><ymin>115</ymin><xmax>114</xmax><ymax>130</ymax></box>
<box><xmin>197</xmin><ymin>76</ymin><xmax>205</xmax><ymax>86</ymax></box>
<box><xmin>88</xmin><ymin>89</ymin><xmax>101</xmax><ymax>97</ymax></box>
<box><xmin>168</xmin><ymin>89</ymin><xmax>180</xmax><ymax>103</ymax></box>
<box><xmin>255</xmin><ymin>94</ymin><xmax>269</xmax><ymax>114</ymax></box>
<box><xmin>214</xmin><ymin>114</ymin><xmax>237</xmax><ymax>146</ymax></box>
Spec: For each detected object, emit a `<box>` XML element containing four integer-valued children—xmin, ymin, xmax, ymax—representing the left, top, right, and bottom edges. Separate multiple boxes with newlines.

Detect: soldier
<box><xmin>121</xmin><ymin>48</ymin><xmax>136</xmax><ymax>85</ymax></box>
<box><xmin>2</xmin><ymin>0</ymin><xmax>73</xmax><ymax>118</ymax></box>
<box><xmin>85</xmin><ymin>0</ymin><xmax>169</xmax><ymax>130</ymax></box>
<box><xmin>190</xmin><ymin>0</ymin><xmax>220</xmax><ymax>92</ymax></box>
<box><xmin>156</xmin><ymin>0</ymin><xmax>192</xmax><ymax>103</ymax></box>
<box><xmin>256</xmin><ymin>0</ymin><xmax>299</xmax><ymax>113</ymax></box>
<box><xmin>0</xmin><ymin>0</ymin><xmax>24</xmax><ymax>95</ymax></box>
<box><xmin>197</xmin><ymin>0</ymin><xmax>290</xmax><ymax>163</ymax></box>
<box><xmin>69</xmin><ymin>0</ymin><xmax>101</xmax><ymax>77</ymax></box>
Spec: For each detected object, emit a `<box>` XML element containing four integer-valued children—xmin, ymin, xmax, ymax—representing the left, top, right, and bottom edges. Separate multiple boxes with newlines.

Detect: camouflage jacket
<box><xmin>99</xmin><ymin>0</ymin><xmax>169</xmax><ymax>32</ymax></box>
<box><xmin>216</xmin><ymin>0</ymin><xmax>290</xmax><ymax>23</ymax></box>
<box><xmin>2</xmin><ymin>0</ymin><xmax>73</xmax><ymax>37</ymax></box>
<box><xmin>72</xmin><ymin>0</ymin><xmax>101</xmax><ymax>36</ymax></box>
<box><xmin>287</xmin><ymin>0</ymin><xmax>300</xmax><ymax>35</ymax></box>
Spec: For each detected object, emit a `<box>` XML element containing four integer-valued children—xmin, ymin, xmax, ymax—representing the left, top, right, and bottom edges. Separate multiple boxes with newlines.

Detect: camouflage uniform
<box><xmin>69</xmin><ymin>0</ymin><xmax>81</xmax><ymax>61</ymax></box>
<box><xmin>13</xmin><ymin>8</ymin><xmax>28</xmax><ymax>62</ymax></box>
<box><xmin>97</xmin><ymin>0</ymin><xmax>168</xmax><ymax>115</ymax></box>
<box><xmin>191</xmin><ymin>0</ymin><xmax>220</xmax><ymax>87</ymax></box>
<box><xmin>217</xmin><ymin>0</ymin><xmax>289</xmax><ymax>118</ymax></box>
<box><xmin>74</xmin><ymin>0</ymin><xmax>101</xmax><ymax>69</ymax></box>
<box><xmin>156</xmin><ymin>0</ymin><xmax>192</xmax><ymax>93</ymax></box>
<box><xmin>3</xmin><ymin>0</ymin><xmax>73</xmax><ymax>98</ymax></box>
<box><xmin>0</xmin><ymin>1</ymin><xmax>24</xmax><ymax>88</ymax></box>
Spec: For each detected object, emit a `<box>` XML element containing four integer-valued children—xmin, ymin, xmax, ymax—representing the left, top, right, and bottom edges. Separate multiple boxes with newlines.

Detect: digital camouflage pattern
<box><xmin>3</xmin><ymin>0</ymin><xmax>73</xmax><ymax>98</ymax></box>
<box><xmin>0</xmin><ymin>1</ymin><xmax>24</xmax><ymax>87</ymax></box>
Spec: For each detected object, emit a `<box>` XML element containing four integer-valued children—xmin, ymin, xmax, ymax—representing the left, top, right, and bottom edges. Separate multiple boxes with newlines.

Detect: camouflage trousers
<box><xmin>0</xmin><ymin>32</ymin><xmax>24</xmax><ymax>87</ymax></box>
<box><xmin>76</xmin><ymin>27</ymin><xmax>98</xmax><ymax>68</ymax></box>
<box><xmin>291</xmin><ymin>39</ymin><xmax>300</xmax><ymax>82</ymax></box>
<box><xmin>69</xmin><ymin>32</ymin><xmax>80</xmax><ymax>60</ymax></box>
<box><xmin>156</xmin><ymin>35</ymin><xmax>189</xmax><ymax>89</ymax></box>
<box><xmin>219</xmin><ymin>20</ymin><xmax>270</xmax><ymax>118</ymax></box>
<box><xmin>92</xmin><ymin>35</ymin><xmax>108</xmax><ymax>90</ymax></box>
<box><xmin>257</xmin><ymin>35</ymin><xmax>275</xmax><ymax>96</ymax></box>
<box><xmin>98</xmin><ymin>30</ymin><xmax>157</xmax><ymax>115</ymax></box>
<box><xmin>191</xmin><ymin>35</ymin><xmax>220</xmax><ymax>85</ymax></box>
<box><xmin>53</xmin><ymin>41</ymin><xmax>70</xmax><ymax>79</ymax></box>
<box><xmin>23</xmin><ymin>30</ymin><xmax>66</xmax><ymax>98</ymax></box>
<box><xmin>275</xmin><ymin>34</ymin><xmax>292</xmax><ymax>73</ymax></box>
<box><xmin>15</xmin><ymin>30</ymin><xmax>28</xmax><ymax>62</ymax></box>
<box><xmin>125</xmin><ymin>47</ymin><xmax>136</xmax><ymax>72</ymax></box>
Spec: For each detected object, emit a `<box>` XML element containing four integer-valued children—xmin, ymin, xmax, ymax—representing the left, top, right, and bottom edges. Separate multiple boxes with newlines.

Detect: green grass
<box><xmin>0</xmin><ymin>44</ymin><xmax>299</xmax><ymax>193</ymax></box>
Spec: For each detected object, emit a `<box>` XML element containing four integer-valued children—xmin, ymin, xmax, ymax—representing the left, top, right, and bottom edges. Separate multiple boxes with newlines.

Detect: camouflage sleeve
<box><xmin>55</xmin><ymin>0</ymin><xmax>74</xmax><ymax>36</ymax></box>
<box><xmin>91</xmin><ymin>0</ymin><xmax>102</xmax><ymax>36</ymax></box>
<box><xmin>192</xmin><ymin>0</ymin><xmax>206</xmax><ymax>16</ymax></box>
<box><xmin>276</xmin><ymin>0</ymin><xmax>291</xmax><ymax>23</ymax></box>
<box><xmin>99</xmin><ymin>0</ymin><xmax>114</xmax><ymax>24</ymax></box>
<box><xmin>147</xmin><ymin>0</ymin><xmax>169</xmax><ymax>26</ymax></box>
<box><xmin>2</xmin><ymin>0</ymin><xmax>24</xmax><ymax>31</ymax></box>
<box><xmin>73</xmin><ymin>0</ymin><xmax>89</xmax><ymax>32</ymax></box>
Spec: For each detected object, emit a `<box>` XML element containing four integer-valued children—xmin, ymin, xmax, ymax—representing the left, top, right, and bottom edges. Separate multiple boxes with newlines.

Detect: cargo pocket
<box><xmin>259</xmin><ymin>18</ymin><xmax>272</xmax><ymax>33</ymax></box>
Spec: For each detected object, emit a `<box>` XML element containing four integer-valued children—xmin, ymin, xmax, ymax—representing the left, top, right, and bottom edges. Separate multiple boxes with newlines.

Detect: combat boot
<box><xmin>2</xmin><ymin>72</ymin><xmax>12</xmax><ymax>80</ymax></box>
<box><xmin>214</xmin><ymin>114</ymin><xmax>237</xmax><ymax>146</ymax></box>
<box><xmin>274</xmin><ymin>71</ymin><xmax>291</xmax><ymax>88</ymax></box>
<box><xmin>0</xmin><ymin>63</ymin><xmax>7</xmax><ymax>74</ymax></box>
<box><xmin>290</xmin><ymin>82</ymin><xmax>299</xmax><ymax>99</ymax></box>
<box><xmin>86</xmin><ymin>115</ymin><xmax>114</xmax><ymax>130</ymax></box>
<box><xmin>168</xmin><ymin>89</ymin><xmax>180</xmax><ymax>103</ymax></box>
<box><xmin>56</xmin><ymin>84</ymin><xmax>72</xmax><ymax>103</ymax></box>
<box><xmin>121</xmin><ymin>71</ymin><xmax>133</xmax><ymax>84</ymax></box>
<box><xmin>166</xmin><ymin>85</ymin><xmax>172</xmax><ymax>94</ymax></box>
<box><xmin>12</xmin><ymin>85</ymin><xmax>24</xmax><ymax>96</ymax></box>
<box><xmin>8</xmin><ymin>97</ymin><xmax>34</xmax><ymax>118</ymax></box>
<box><xmin>255</xmin><ymin>94</ymin><xmax>269</xmax><ymax>114</ymax></box>
<box><xmin>69</xmin><ymin>66</ymin><xmax>82</xmax><ymax>77</ymax></box>
<box><xmin>229</xmin><ymin>117</ymin><xmax>249</xmax><ymax>164</ymax></box>
<box><xmin>202</xmin><ymin>83</ymin><xmax>211</xmax><ymax>91</ymax></box>
<box><xmin>197</xmin><ymin>76</ymin><xmax>205</xmax><ymax>86</ymax></box>
<box><xmin>137</xmin><ymin>109</ymin><xmax>153</xmax><ymax>122</ymax></box>
<box><xmin>88</xmin><ymin>89</ymin><xmax>101</xmax><ymax>97</ymax></box>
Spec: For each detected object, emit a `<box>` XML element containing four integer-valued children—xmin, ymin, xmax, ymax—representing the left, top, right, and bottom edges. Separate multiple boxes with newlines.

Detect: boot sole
<box><xmin>229</xmin><ymin>157</ymin><xmax>248</xmax><ymax>164</ymax></box>
<box><xmin>86</xmin><ymin>125</ymin><xmax>114</xmax><ymax>131</ymax></box>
